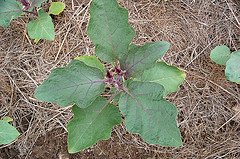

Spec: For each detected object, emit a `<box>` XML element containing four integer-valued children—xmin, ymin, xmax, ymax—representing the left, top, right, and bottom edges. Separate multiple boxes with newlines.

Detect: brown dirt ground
<box><xmin>1</xmin><ymin>0</ymin><xmax>240</xmax><ymax>158</ymax></box>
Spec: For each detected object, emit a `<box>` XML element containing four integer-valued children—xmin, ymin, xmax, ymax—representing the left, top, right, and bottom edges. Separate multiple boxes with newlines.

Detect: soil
<box><xmin>1</xmin><ymin>0</ymin><xmax>240</xmax><ymax>159</ymax></box>
<box><xmin>0</xmin><ymin>127</ymin><xmax>161</xmax><ymax>159</ymax></box>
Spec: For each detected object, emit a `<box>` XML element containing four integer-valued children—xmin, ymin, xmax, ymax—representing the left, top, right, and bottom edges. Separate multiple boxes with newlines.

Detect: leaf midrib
<box><xmin>125</xmin><ymin>49</ymin><xmax>153</xmax><ymax>75</ymax></box>
<box><xmin>46</xmin><ymin>80</ymin><xmax>103</xmax><ymax>92</ymax></box>
<box><xmin>102</xmin><ymin>1</ymin><xmax>118</xmax><ymax>61</ymax></box>
<box><xmin>0</xmin><ymin>10</ymin><xmax>22</xmax><ymax>14</ymax></box>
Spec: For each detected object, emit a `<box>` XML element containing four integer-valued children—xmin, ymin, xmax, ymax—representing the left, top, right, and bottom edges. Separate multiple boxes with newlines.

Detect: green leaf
<box><xmin>2</xmin><ymin>116</ymin><xmax>13</xmax><ymax>123</ymax></box>
<box><xmin>87</xmin><ymin>0</ymin><xmax>135</xmax><ymax>62</ymax></box>
<box><xmin>67</xmin><ymin>97</ymin><xmax>121</xmax><ymax>153</ymax></box>
<box><xmin>136</xmin><ymin>62</ymin><xmax>186</xmax><ymax>95</ymax></box>
<box><xmin>48</xmin><ymin>2</ymin><xmax>65</xmax><ymax>15</ymax></box>
<box><xmin>75</xmin><ymin>55</ymin><xmax>105</xmax><ymax>73</ymax></box>
<box><xmin>35</xmin><ymin>60</ymin><xmax>105</xmax><ymax>108</ymax></box>
<box><xmin>225</xmin><ymin>51</ymin><xmax>240</xmax><ymax>84</ymax></box>
<box><xmin>27</xmin><ymin>9</ymin><xmax>55</xmax><ymax>41</ymax></box>
<box><xmin>121</xmin><ymin>42</ymin><xmax>171</xmax><ymax>78</ymax></box>
<box><xmin>0</xmin><ymin>0</ymin><xmax>23</xmax><ymax>28</ymax></box>
<box><xmin>210</xmin><ymin>45</ymin><xmax>231</xmax><ymax>65</ymax></box>
<box><xmin>0</xmin><ymin>120</ymin><xmax>20</xmax><ymax>145</ymax></box>
<box><xmin>119</xmin><ymin>81</ymin><xmax>182</xmax><ymax>147</ymax></box>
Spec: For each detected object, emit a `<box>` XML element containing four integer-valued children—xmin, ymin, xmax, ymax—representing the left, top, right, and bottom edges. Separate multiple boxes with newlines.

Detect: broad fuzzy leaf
<box><xmin>35</xmin><ymin>60</ymin><xmax>105</xmax><ymax>108</ymax></box>
<box><xmin>225</xmin><ymin>51</ymin><xmax>240</xmax><ymax>84</ymax></box>
<box><xmin>210</xmin><ymin>45</ymin><xmax>231</xmax><ymax>65</ymax></box>
<box><xmin>121</xmin><ymin>42</ymin><xmax>170</xmax><ymax>78</ymax></box>
<box><xmin>49</xmin><ymin>2</ymin><xmax>65</xmax><ymax>15</ymax></box>
<box><xmin>87</xmin><ymin>0</ymin><xmax>135</xmax><ymax>62</ymax></box>
<box><xmin>136</xmin><ymin>62</ymin><xmax>186</xmax><ymax>95</ymax></box>
<box><xmin>27</xmin><ymin>9</ymin><xmax>55</xmax><ymax>41</ymax></box>
<box><xmin>67</xmin><ymin>97</ymin><xmax>121</xmax><ymax>153</ymax></box>
<box><xmin>119</xmin><ymin>81</ymin><xmax>182</xmax><ymax>147</ymax></box>
<box><xmin>0</xmin><ymin>0</ymin><xmax>23</xmax><ymax>28</ymax></box>
<box><xmin>0</xmin><ymin>120</ymin><xmax>20</xmax><ymax>144</ymax></box>
<box><xmin>75</xmin><ymin>55</ymin><xmax>105</xmax><ymax>73</ymax></box>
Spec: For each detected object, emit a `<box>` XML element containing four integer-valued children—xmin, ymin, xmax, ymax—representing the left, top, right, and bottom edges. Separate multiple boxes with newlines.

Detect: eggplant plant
<box><xmin>210</xmin><ymin>45</ymin><xmax>240</xmax><ymax>84</ymax></box>
<box><xmin>0</xmin><ymin>0</ymin><xmax>65</xmax><ymax>41</ymax></box>
<box><xmin>34</xmin><ymin>0</ymin><xmax>186</xmax><ymax>153</ymax></box>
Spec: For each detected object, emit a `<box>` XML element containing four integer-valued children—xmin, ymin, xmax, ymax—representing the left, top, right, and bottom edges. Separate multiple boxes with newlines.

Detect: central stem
<box><xmin>105</xmin><ymin>66</ymin><xmax>125</xmax><ymax>90</ymax></box>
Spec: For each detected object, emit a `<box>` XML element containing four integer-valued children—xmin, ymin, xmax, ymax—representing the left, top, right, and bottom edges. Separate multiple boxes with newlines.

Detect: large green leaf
<box><xmin>35</xmin><ymin>60</ymin><xmax>105</xmax><ymax>108</ymax></box>
<box><xmin>67</xmin><ymin>97</ymin><xmax>121</xmax><ymax>153</ymax></box>
<box><xmin>0</xmin><ymin>0</ymin><xmax>23</xmax><ymax>28</ymax></box>
<box><xmin>0</xmin><ymin>120</ymin><xmax>20</xmax><ymax>144</ymax></box>
<box><xmin>210</xmin><ymin>45</ymin><xmax>231</xmax><ymax>66</ymax></box>
<box><xmin>27</xmin><ymin>9</ymin><xmax>55</xmax><ymax>41</ymax></box>
<box><xmin>120</xmin><ymin>42</ymin><xmax>170</xmax><ymax>78</ymax></box>
<box><xmin>225</xmin><ymin>51</ymin><xmax>240</xmax><ymax>84</ymax></box>
<box><xmin>119</xmin><ymin>81</ymin><xmax>182</xmax><ymax>147</ymax></box>
<box><xmin>136</xmin><ymin>62</ymin><xmax>186</xmax><ymax>95</ymax></box>
<box><xmin>87</xmin><ymin>0</ymin><xmax>135</xmax><ymax>63</ymax></box>
<box><xmin>48</xmin><ymin>2</ymin><xmax>65</xmax><ymax>15</ymax></box>
<box><xmin>75</xmin><ymin>55</ymin><xmax>105</xmax><ymax>73</ymax></box>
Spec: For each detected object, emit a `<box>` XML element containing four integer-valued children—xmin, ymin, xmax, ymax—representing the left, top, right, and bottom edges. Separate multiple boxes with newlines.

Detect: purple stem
<box><xmin>18</xmin><ymin>0</ymin><xmax>31</xmax><ymax>10</ymax></box>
